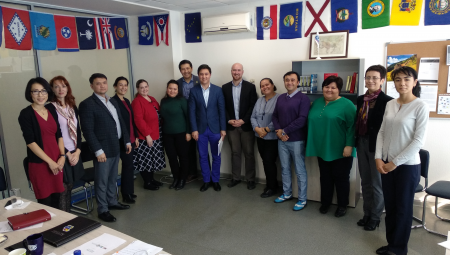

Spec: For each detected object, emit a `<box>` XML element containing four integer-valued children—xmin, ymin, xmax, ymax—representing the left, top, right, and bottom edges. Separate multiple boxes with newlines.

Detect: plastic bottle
<box><xmin>73</xmin><ymin>250</ymin><xmax>81</xmax><ymax>255</ymax></box>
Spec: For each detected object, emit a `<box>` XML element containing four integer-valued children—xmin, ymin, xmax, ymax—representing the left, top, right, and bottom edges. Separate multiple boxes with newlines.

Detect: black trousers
<box><xmin>38</xmin><ymin>193</ymin><xmax>61</xmax><ymax>209</ymax></box>
<box><xmin>317</xmin><ymin>157</ymin><xmax>353</xmax><ymax>207</ymax></box>
<box><xmin>164</xmin><ymin>133</ymin><xmax>189</xmax><ymax>180</ymax></box>
<box><xmin>120</xmin><ymin>143</ymin><xmax>135</xmax><ymax>196</ymax></box>
<box><xmin>381</xmin><ymin>163</ymin><xmax>420</xmax><ymax>255</ymax></box>
<box><xmin>256</xmin><ymin>138</ymin><xmax>278</xmax><ymax>190</ymax></box>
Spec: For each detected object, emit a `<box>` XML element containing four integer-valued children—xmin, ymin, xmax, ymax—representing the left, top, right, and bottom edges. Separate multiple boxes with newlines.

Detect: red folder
<box><xmin>7</xmin><ymin>209</ymin><xmax>51</xmax><ymax>230</ymax></box>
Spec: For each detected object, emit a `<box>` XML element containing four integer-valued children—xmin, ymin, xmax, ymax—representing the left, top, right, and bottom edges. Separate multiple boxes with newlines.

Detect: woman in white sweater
<box><xmin>375</xmin><ymin>66</ymin><xmax>428</xmax><ymax>255</ymax></box>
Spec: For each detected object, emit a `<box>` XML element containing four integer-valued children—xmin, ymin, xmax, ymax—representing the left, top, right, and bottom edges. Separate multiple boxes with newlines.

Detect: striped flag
<box><xmin>256</xmin><ymin>5</ymin><xmax>278</xmax><ymax>40</ymax></box>
<box><xmin>94</xmin><ymin>17</ymin><xmax>114</xmax><ymax>49</ymax></box>
<box><xmin>153</xmin><ymin>14</ymin><xmax>169</xmax><ymax>46</ymax></box>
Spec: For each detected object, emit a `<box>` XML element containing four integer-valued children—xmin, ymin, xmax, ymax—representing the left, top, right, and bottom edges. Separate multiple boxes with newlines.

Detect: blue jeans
<box><xmin>278</xmin><ymin>140</ymin><xmax>307</xmax><ymax>201</ymax></box>
<box><xmin>198</xmin><ymin>127</ymin><xmax>221</xmax><ymax>183</ymax></box>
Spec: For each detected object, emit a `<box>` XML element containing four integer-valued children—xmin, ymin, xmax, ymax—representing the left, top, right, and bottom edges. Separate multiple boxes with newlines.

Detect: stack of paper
<box><xmin>116</xmin><ymin>240</ymin><xmax>163</xmax><ymax>255</ymax></box>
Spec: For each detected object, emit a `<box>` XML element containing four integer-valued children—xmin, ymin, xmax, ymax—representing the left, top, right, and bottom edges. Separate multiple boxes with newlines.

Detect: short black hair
<box><xmin>391</xmin><ymin>66</ymin><xmax>421</xmax><ymax>97</ymax></box>
<box><xmin>283</xmin><ymin>71</ymin><xmax>300</xmax><ymax>82</ymax></box>
<box><xmin>365</xmin><ymin>65</ymin><xmax>387</xmax><ymax>79</ymax></box>
<box><xmin>197</xmin><ymin>64</ymin><xmax>211</xmax><ymax>75</ymax></box>
<box><xmin>179</xmin><ymin>60</ymin><xmax>193</xmax><ymax>70</ymax></box>
<box><xmin>163</xmin><ymin>79</ymin><xmax>183</xmax><ymax>99</ymax></box>
<box><xmin>322</xmin><ymin>76</ymin><xmax>344</xmax><ymax>92</ymax></box>
<box><xmin>260</xmin><ymin>78</ymin><xmax>277</xmax><ymax>91</ymax></box>
<box><xmin>113</xmin><ymin>76</ymin><xmax>129</xmax><ymax>87</ymax></box>
<box><xmin>25</xmin><ymin>77</ymin><xmax>53</xmax><ymax>103</ymax></box>
<box><xmin>89</xmin><ymin>73</ymin><xmax>107</xmax><ymax>85</ymax></box>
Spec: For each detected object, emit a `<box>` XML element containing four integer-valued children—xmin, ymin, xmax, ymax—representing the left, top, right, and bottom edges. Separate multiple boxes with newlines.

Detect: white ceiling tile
<box><xmin>178</xmin><ymin>1</ymin><xmax>227</xmax><ymax>9</ymax></box>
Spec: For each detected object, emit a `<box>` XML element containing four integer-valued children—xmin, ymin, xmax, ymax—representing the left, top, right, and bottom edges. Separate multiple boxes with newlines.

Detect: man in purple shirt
<box><xmin>272</xmin><ymin>71</ymin><xmax>310</xmax><ymax>211</ymax></box>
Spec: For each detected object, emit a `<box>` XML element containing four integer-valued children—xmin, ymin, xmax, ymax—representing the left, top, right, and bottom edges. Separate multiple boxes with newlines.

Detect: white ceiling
<box><xmin>27</xmin><ymin>0</ymin><xmax>260</xmax><ymax>15</ymax></box>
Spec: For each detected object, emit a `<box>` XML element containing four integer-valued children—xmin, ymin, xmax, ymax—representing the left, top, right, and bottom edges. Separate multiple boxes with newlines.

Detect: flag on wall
<box><xmin>95</xmin><ymin>18</ymin><xmax>115</xmax><ymax>49</ymax></box>
<box><xmin>109</xmin><ymin>18</ymin><xmax>129</xmax><ymax>49</ymax></box>
<box><xmin>54</xmin><ymin>15</ymin><xmax>79</xmax><ymax>52</ymax></box>
<box><xmin>154</xmin><ymin>14</ymin><xmax>169</xmax><ymax>46</ymax></box>
<box><xmin>331</xmin><ymin>0</ymin><xmax>358</xmax><ymax>33</ymax></box>
<box><xmin>424</xmin><ymin>0</ymin><xmax>450</xmax><ymax>25</ymax></box>
<box><xmin>0</xmin><ymin>7</ymin><xmax>3</xmax><ymax>47</ymax></box>
<box><xmin>304</xmin><ymin>0</ymin><xmax>331</xmax><ymax>37</ymax></box>
<box><xmin>138</xmin><ymin>16</ymin><xmax>153</xmax><ymax>45</ymax></box>
<box><xmin>279</xmin><ymin>2</ymin><xmax>302</xmax><ymax>39</ymax></box>
<box><xmin>185</xmin><ymin>12</ymin><xmax>202</xmax><ymax>43</ymax></box>
<box><xmin>256</xmin><ymin>5</ymin><xmax>278</xmax><ymax>40</ymax></box>
<box><xmin>362</xmin><ymin>0</ymin><xmax>390</xmax><ymax>29</ymax></box>
<box><xmin>390</xmin><ymin>0</ymin><xmax>423</xmax><ymax>26</ymax></box>
<box><xmin>76</xmin><ymin>17</ymin><xmax>97</xmax><ymax>50</ymax></box>
<box><xmin>2</xmin><ymin>7</ymin><xmax>32</xmax><ymax>50</ymax></box>
<box><xmin>29</xmin><ymin>12</ymin><xmax>56</xmax><ymax>50</ymax></box>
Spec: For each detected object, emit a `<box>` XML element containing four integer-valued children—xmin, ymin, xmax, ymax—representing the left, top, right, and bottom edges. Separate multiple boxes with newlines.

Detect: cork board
<box><xmin>386</xmin><ymin>40</ymin><xmax>450</xmax><ymax>118</ymax></box>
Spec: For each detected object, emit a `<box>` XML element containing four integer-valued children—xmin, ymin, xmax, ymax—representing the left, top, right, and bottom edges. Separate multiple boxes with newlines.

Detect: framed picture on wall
<box><xmin>309</xmin><ymin>30</ymin><xmax>349</xmax><ymax>59</ymax></box>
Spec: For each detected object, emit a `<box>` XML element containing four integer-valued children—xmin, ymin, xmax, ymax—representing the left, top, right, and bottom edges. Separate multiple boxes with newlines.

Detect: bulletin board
<box><xmin>386</xmin><ymin>40</ymin><xmax>450</xmax><ymax>118</ymax></box>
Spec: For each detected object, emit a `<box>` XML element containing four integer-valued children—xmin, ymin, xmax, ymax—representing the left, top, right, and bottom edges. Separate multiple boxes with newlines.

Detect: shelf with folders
<box><xmin>292</xmin><ymin>58</ymin><xmax>365</xmax><ymax>104</ymax></box>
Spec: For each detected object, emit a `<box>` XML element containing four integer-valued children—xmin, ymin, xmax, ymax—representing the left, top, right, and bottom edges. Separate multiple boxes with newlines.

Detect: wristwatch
<box><xmin>60</xmin><ymin>154</ymin><xmax>66</xmax><ymax>158</ymax></box>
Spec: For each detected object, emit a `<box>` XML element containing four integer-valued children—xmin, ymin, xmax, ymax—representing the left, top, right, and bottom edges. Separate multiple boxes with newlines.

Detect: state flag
<box><xmin>256</xmin><ymin>5</ymin><xmax>278</xmax><ymax>40</ymax></box>
<box><xmin>54</xmin><ymin>15</ymin><xmax>79</xmax><ymax>52</ymax></box>
<box><xmin>138</xmin><ymin>16</ymin><xmax>153</xmax><ymax>45</ymax></box>
<box><xmin>304</xmin><ymin>0</ymin><xmax>331</xmax><ymax>37</ymax></box>
<box><xmin>331</xmin><ymin>0</ymin><xmax>358</xmax><ymax>33</ymax></box>
<box><xmin>425</xmin><ymin>0</ymin><xmax>450</xmax><ymax>26</ymax></box>
<box><xmin>95</xmin><ymin>17</ymin><xmax>115</xmax><ymax>49</ymax></box>
<box><xmin>76</xmin><ymin>17</ymin><xmax>97</xmax><ymax>50</ymax></box>
<box><xmin>279</xmin><ymin>2</ymin><xmax>302</xmax><ymax>39</ymax></box>
<box><xmin>185</xmin><ymin>12</ymin><xmax>202</xmax><ymax>43</ymax></box>
<box><xmin>29</xmin><ymin>12</ymin><xmax>56</xmax><ymax>51</ymax></box>
<box><xmin>362</xmin><ymin>0</ymin><xmax>390</xmax><ymax>29</ymax></box>
<box><xmin>390</xmin><ymin>0</ymin><xmax>423</xmax><ymax>26</ymax></box>
<box><xmin>154</xmin><ymin>14</ymin><xmax>169</xmax><ymax>46</ymax></box>
<box><xmin>109</xmin><ymin>18</ymin><xmax>129</xmax><ymax>49</ymax></box>
<box><xmin>2</xmin><ymin>7</ymin><xmax>32</xmax><ymax>50</ymax></box>
<box><xmin>0</xmin><ymin>7</ymin><xmax>3</xmax><ymax>47</ymax></box>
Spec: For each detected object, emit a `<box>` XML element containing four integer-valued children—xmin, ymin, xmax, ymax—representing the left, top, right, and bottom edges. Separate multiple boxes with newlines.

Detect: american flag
<box><xmin>94</xmin><ymin>17</ymin><xmax>115</xmax><ymax>49</ymax></box>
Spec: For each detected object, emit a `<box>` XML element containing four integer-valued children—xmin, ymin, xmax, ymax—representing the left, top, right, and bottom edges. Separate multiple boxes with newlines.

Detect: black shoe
<box><xmin>213</xmin><ymin>182</ymin><xmax>221</xmax><ymax>191</ymax></box>
<box><xmin>175</xmin><ymin>180</ymin><xmax>186</xmax><ymax>190</ymax></box>
<box><xmin>122</xmin><ymin>194</ymin><xmax>136</xmax><ymax>204</ymax></box>
<box><xmin>260</xmin><ymin>189</ymin><xmax>276</xmax><ymax>198</ymax></box>
<box><xmin>227</xmin><ymin>179</ymin><xmax>241</xmax><ymax>188</ymax></box>
<box><xmin>98</xmin><ymin>211</ymin><xmax>116</xmax><ymax>222</ymax></box>
<box><xmin>247</xmin><ymin>181</ymin><xmax>256</xmax><ymax>190</ymax></box>
<box><xmin>169</xmin><ymin>178</ymin><xmax>179</xmax><ymax>189</ymax></box>
<box><xmin>200</xmin><ymin>182</ymin><xmax>210</xmax><ymax>192</ymax></box>
<box><xmin>151</xmin><ymin>179</ymin><xmax>163</xmax><ymax>187</ymax></box>
<box><xmin>364</xmin><ymin>219</ymin><xmax>380</xmax><ymax>231</ymax></box>
<box><xmin>108</xmin><ymin>202</ymin><xmax>130</xmax><ymax>210</ymax></box>
<box><xmin>144</xmin><ymin>182</ymin><xmax>159</xmax><ymax>190</ymax></box>
<box><xmin>319</xmin><ymin>204</ymin><xmax>329</xmax><ymax>214</ymax></box>
<box><xmin>357</xmin><ymin>215</ymin><xmax>371</xmax><ymax>226</ymax></box>
<box><xmin>131</xmin><ymin>194</ymin><xmax>137</xmax><ymax>198</ymax></box>
<box><xmin>335</xmin><ymin>206</ymin><xmax>347</xmax><ymax>217</ymax></box>
<box><xmin>376</xmin><ymin>246</ymin><xmax>389</xmax><ymax>255</ymax></box>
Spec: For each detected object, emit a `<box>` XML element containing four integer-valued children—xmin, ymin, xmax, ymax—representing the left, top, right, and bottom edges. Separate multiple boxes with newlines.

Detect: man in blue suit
<box><xmin>189</xmin><ymin>64</ymin><xmax>226</xmax><ymax>192</ymax></box>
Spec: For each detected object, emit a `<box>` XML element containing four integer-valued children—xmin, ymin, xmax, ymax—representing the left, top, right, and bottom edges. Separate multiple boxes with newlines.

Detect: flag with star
<box><xmin>29</xmin><ymin>11</ymin><xmax>57</xmax><ymax>50</ymax></box>
<box><xmin>185</xmin><ymin>12</ymin><xmax>201</xmax><ymax>43</ymax></box>
<box><xmin>54</xmin><ymin>15</ymin><xmax>79</xmax><ymax>52</ymax></box>
<box><xmin>2</xmin><ymin>7</ymin><xmax>32</xmax><ymax>50</ymax></box>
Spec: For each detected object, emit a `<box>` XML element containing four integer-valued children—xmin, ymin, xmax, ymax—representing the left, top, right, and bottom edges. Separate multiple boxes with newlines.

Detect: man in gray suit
<box><xmin>79</xmin><ymin>73</ymin><xmax>132</xmax><ymax>222</ymax></box>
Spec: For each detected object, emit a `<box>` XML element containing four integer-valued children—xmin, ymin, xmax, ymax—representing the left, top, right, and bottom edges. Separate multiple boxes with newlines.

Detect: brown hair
<box><xmin>49</xmin><ymin>76</ymin><xmax>76</xmax><ymax>108</ymax></box>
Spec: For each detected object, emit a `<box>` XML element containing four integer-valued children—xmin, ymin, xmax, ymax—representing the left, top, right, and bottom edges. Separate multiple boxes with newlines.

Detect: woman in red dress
<box><xmin>18</xmin><ymin>77</ymin><xmax>65</xmax><ymax>208</ymax></box>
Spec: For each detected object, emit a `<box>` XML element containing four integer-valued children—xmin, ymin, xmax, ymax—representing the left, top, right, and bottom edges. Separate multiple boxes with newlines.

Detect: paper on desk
<box><xmin>63</xmin><ymin>233</ymin><xmax>126</xmax><ymax>255</ymax></box>
<box><xmin>47</xmin><ymin>253</ymin><xmax>57</xmax><ymax>255</ymax></box>
<box><xmin>439</xmin><ymin>240</ymin><xmax>450</xmax><ymax>249</ymax></box>
<box><xmin>116</xmin><ymin>240</ymin><xmax>163</xmax><ymax>255</ymax></box>
<box><xmin>5</xmin><ymin>201</ymin><xmax>30</xmax><ymax>210</ymax></box>
<box><xmin>218</xmin><ymin>138</ymin><xmax>223</xmax><ymax>156</ymax></box>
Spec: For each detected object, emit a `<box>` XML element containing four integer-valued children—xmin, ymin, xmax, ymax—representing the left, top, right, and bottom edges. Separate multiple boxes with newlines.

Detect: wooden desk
<box><xmin>0</xmin><ymin>198</ymin><xmax>169</xmax><ymax>255</ymax></box>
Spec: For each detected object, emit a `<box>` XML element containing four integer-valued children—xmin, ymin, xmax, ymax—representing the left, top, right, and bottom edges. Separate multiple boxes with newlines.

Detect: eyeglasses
<box><xmin>364</xmin><ymin>77</ymin><xmax>381</xmax><ymax>81</ymax></box>
<box><xmin>31</xmin><ymin>90</ymin><xmax>48</xmax><ymax>95</ymax></box>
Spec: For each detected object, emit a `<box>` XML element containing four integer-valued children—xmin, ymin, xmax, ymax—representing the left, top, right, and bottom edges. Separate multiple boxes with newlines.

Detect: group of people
<box><xmin>18</xmin><ymin>60</ymin><xmax>427</xmax><ymax>255</ymax></box>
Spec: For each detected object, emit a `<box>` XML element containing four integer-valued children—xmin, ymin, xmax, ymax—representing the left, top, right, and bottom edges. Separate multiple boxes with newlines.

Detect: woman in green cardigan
<box><xmin>306</xmin><ymin>76</ymin><xmax>356</xmax><ymax>217</ymax></box>
<box><xmin>160</xmin><ymin>80</ymin><xmax>191</xmax><ymax>190</ymax></box>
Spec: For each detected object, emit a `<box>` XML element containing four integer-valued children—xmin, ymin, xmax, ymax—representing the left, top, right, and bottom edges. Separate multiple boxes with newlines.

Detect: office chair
<box><xmin>70</xmin><ymin>142</ymin><xmax>95</xmax><ymax>215</ymax></box>
<box><xmin>412</xmin><ymin>149</ymin><xmax>429</xmax><ymax>229</ymax></box>
<box><xmin>421</xmin><ymin>179</ymin><xmax>450</xmax><ymax>237</ymax></box>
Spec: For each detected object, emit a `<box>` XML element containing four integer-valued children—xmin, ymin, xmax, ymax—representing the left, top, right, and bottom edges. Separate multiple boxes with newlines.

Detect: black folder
<box><xmin>42</xmin><ymin>216</ymin><xmax>101</xmax><ymax>247</ymax></box>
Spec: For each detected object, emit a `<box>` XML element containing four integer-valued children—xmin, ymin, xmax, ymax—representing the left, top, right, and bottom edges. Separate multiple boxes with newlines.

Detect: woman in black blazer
<box><xmin>48</xmin><ymin>76</ymin><xmax>84</xmax><ymax>212</ymax></box>
<box><xmin>112</xmin><ymin>77</ymin><xmax>139</xmax><ymax>203</ymax></box>
<box><xmin>355</xmin><ymin>65</ymin><xmax>393</xmax><ymax>230</ymax></box>
<box><xmin>18</xmin><ymin>77</ymin><xmax>65</xmax><ymax>209</ymax></box>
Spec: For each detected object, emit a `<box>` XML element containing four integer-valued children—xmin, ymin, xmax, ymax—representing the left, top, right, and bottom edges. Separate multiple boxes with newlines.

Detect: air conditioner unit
<box><xmin>202</xmin><ymin>12</ymin><xmax>253</xmax><ymax>35</ymax></box>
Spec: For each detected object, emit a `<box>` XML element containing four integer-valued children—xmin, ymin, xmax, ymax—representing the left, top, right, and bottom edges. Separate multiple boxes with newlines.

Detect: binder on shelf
<box><xmin>349</xmin><ymin>72</ymin><xmax>357</xmax><ymax>94</ymax></box>
<box><xmin>310</xmin><ymin>74</ymin><xmax>318</xmax><ymax>93</ymax></box>
<box><xmin>324</xmin><ymin>73</ymin><xmax>338</xmax><ymax>80</ymax></box>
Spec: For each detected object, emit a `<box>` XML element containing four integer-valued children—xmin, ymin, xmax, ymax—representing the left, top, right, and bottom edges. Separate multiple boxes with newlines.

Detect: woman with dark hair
<box><xmin>112</xmin><ymin>76</ymin><xmax>139</xmax><ymax>203</ymax></box>
<box><xmin>47</xmin><ymin>76</ymin><xmax>84</xmax><ymax>211</ymax></box>
<box><xmin>160</xmin><ymin>80</ymin><xmax>190</xmax><ymax>190</ymax></box>
<box><xmin>250</xmin><ymin>78</ymin><xmax>280</xmax><ymax>198</ymax></box>
<box><xmin>306</xmin><ymin>76</ymin><xmax>356</xmax><ymax>217</ymax></box>
<box><xmin>132</xmin><ymin>79</ymin><xmax>166</xmax><ymax>190</ymax></box>
<box><xmin>375</xmin><ymin>66</ymin><xmax>428</xmax><ymax>255</ymax></box>
<box><xmin>355</xmin><ymin>65</ymin><xmax>393</xmax><ymax>230</ymax></box>
<box><xmin>18</xmin><ymin>77</ymin><xmax>65</xmax><ymax>209</ymax></box>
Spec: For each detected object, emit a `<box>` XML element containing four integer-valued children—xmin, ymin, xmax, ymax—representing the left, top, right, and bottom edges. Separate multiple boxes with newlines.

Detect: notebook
<box><xmin>42</xmin><ymin>216</ymin><xmax>101</xmax><ymax>247</ymax></box>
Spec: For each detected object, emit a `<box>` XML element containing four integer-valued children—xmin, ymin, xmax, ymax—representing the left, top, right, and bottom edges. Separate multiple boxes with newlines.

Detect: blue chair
<box><xmin>421</xmin><ymin>180</ymin><xmax>450</xmax><ymax>237</ymax></box>
<box><xmin>70</xmin><ymin>142</ymin><xmax>94</xmax><ymax>215</ymax></box>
